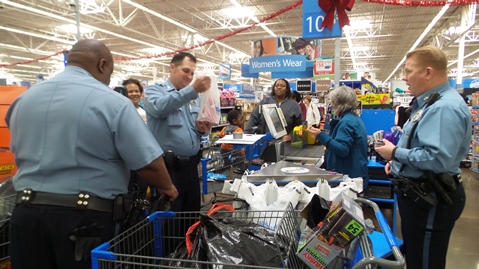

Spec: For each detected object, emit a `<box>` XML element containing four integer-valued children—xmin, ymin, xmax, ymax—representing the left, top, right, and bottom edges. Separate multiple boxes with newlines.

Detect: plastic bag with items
<box><xmin>168</xmin><ymin>203</ymin><xmax>292</xmax><ymax>268</ymax></box>
<box><xmin>196</xmin><ymin>70</ymin><xmax>221</xmax><ymax>125</ymax></box>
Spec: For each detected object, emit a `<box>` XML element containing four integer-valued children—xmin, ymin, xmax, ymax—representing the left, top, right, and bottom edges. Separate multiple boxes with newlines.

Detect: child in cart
<box><xmin>219</xmin><ymin>109</ymin><xmax>244</xmax><ymax>150</ymax></box>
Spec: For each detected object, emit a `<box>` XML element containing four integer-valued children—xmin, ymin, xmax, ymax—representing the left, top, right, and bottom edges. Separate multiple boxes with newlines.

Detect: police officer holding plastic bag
<box><xmin>144</xmin><ymin>52</ymin><xmax>214</xmax><ymax>213</ymax></box>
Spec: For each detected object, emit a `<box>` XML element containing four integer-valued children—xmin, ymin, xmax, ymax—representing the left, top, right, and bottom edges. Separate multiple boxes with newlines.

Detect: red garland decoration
<box><xmin>112</xmin><ymin>0</ymin><xmax>304</xmax><ymax>61</ymax></box>
<box><xmin>361</xmin><ymin>0</ymin><xmax>479</xmax><ymax>6</ymax></box>
<box><xmin>0</xmin><ymin>50</ymin><xmax>67</xmax><ymax>67</ymax></box>
<box><xmin>318</xmin><ymin>0</ymin><xmax>355</xmax><ymax>30</ymax></box>
<box><xmin>1</xmin><ymin>0</ymin><xmax>304</xmax><ymax>64</ymax></box>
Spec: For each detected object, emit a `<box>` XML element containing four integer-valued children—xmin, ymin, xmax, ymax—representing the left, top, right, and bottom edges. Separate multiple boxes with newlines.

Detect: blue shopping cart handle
<box><xmin>354</xmin><ymin>198</ymin><xmax>405</xmax><ymax>269</ymax></box>
<box><xmin>148</xmin><ymin>211</ymin><xmax>176</xmax><ymax>221</ymax></box>
<box><xmin>355</xmin><ymin>198</ymin><xmax>397</xmax><ymax>247</ymax></box>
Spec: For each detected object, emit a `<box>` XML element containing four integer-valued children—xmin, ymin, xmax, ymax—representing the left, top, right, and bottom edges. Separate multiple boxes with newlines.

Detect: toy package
<box><xmin>297</xmin><ymin>192</ymin><xmax>365</xmax><ymax>269</ymax></box>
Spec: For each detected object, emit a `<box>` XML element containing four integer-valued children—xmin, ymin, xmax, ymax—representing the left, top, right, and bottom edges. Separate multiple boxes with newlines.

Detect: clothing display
<box><xmin>305</xmin><ymin>103</ymin><xmax>321</xmax><ymax>126</ymax></box>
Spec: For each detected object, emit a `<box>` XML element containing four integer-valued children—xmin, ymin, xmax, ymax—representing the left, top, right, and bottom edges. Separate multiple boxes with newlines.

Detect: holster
<box><xmin>112</xmin><ymin>194</ymin><xmax>134</xmax><ymax>222</ymax></box>
<box><xmin>391</xmin><ymin>176</ymin><xmax>438</xmax><ymax>210</ymax></box>
<box><xmin>424</xmin><ymin>171</ymin><xmax>454</xmax><ymax>205</ymax></box>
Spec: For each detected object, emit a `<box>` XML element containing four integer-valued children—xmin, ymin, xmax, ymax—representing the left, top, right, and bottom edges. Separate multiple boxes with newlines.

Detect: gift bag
<box><xmin>196</xmin><ymin>70</ymin><xmax>221</xmax><ymax>125</ymax></box>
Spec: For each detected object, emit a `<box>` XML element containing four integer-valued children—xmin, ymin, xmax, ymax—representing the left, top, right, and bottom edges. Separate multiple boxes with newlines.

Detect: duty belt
<box><xmin>164</xmin><ymin>150</ymin><xmax>201</xmax><ymax>169</ymax></box>
<box><xmin>16</xmin><ymin>189</ymin><xmax>113</xmax><ymax>213</ymax></box>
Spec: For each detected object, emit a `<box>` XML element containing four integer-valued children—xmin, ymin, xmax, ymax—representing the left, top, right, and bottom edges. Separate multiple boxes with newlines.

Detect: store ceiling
<box><xmin>0</xmin><ymin>0</ymin><xmax>478</xmax><ymax>87</ymax></box>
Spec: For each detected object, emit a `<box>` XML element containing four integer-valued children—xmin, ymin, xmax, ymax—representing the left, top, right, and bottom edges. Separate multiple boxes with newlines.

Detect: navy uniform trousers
<box><xmin>9</xmin><ymin>205</ymin><xmax>115</xmax><ymax>269</ymax></box>
<box><xmin>397</xmin><ymin>182</ymin><xmax>465</xmax><ymax>269</ymax></box>
<box><xmin>163</xmin><ymin>154</ymin><xmax>201</xmax><ymax>255</ymax></box>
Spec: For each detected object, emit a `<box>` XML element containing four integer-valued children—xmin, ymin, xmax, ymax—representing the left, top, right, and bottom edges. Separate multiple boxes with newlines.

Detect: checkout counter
<box><xmin>213</xmin><ymin>135</ymin><xmax>397</xmax><ymax>235</ymax></box>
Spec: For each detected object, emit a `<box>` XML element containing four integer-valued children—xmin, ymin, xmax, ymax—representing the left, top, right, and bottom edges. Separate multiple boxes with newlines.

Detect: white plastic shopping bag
<box><xmin>195</xmin><ymin>70</ymin><xmax>221</xmax><ymax>125</ymax></box>
<box><xmin>264</xmin><ymin>179</ymin><xmax>279</xmax><ymax>205</ymax></box>
<box><xmin>317</xmin><ymin>178</ymin><xmax>331</xmax><ymax>200</ymax></box>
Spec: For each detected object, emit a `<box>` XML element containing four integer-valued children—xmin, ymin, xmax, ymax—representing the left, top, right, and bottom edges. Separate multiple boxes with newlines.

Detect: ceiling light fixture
<box><xmin>384</xmin><ymin>4</ymin><xmax>450</xmax><ymax>83</ymax></box>
<box><xmin>2</xmin><ymin>0</ymin><xmax>171</xmax><ymax>53</ymax></box>
<box><xmin>447</xmin><ymin>48</ymin><xmax>479</xmax><ymax>67</ymax></box>
<box><xmin>221</xmin><ymin>7</ymin><xmax>253</xmax><ymax>19</ymax></box>
<box><xmin>57</xmin><ymin>24</ymin><xmax>94</xmax><ymax>34</ymax></box>
<box><xmin>348</xmin><ymin>20</ymin><xmax>371</xmax><ymax>29</ymax></box>
<box><xmin>229</xmin><ymin>0</ymin><xmax>276</xmax><ymax>37</ymax></box>
<box><xmin>122</xmin><ymin>0</ymin><xmax>197</xmax><ymax>33</ymax></box>
<box><xmin>351</xmin><ymin>46</ymin><xmax>370</xmax><ymax>51</ymax></box>
<box><xmin>344</xmin><ymin>27</ymin><xmax>357</xmax><ymax>69</ymax></box>
<box><xmin>0</xmin><ymin>26</ymin><xmax>75</xmax><ymax>45</ymax></box>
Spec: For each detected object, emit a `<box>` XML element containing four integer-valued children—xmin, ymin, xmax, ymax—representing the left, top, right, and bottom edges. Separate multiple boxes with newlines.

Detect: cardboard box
<box><xmin>297</xmin><ymin>192</ymin><xmax>365</xmax><ymax>269</ymax></box>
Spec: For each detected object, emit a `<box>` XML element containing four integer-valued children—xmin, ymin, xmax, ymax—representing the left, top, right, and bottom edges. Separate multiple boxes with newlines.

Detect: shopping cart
<box><xmin>91</xmin><ymin>198</ymin><xmax>405</xmax><ymax>269</ymax></box>
<box><xmin>199</xmin><ymin>147</ymin><xmax>246</xmax><ymax>203</ymax></box>
<box><xmin>91</xmin><ymin>202</ymin><xmax>306</xmax><ymax>269</ymax></box>
<box><xmin>326</xmin><ymin>198</ymin><xmax>405</xmax><ymax>269</ymax></box>
<box><xmin>0</xmin><ymin>194</ymin><xmax>16</xmax><ymax>268</ymax></box>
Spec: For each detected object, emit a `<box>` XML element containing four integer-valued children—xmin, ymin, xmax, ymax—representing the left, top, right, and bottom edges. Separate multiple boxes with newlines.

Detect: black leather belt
<box><xmin>16</xmin><ymin>189</ymin><xmax>113</xmax><ymax>213</ymax></box>
<box><xmin>164</xmin><ymin>150</ymin><xmax>201</xmax><ymax>169</ymax></box>
<box><xmin>452</xmin><ymin>174</ymin><xmax>462</xmax><ymax>184</ymax></box>
<box><xmin>397</xmin><ymin>174</ymin><xmax>462</xmax><ymax>185</ymax></box>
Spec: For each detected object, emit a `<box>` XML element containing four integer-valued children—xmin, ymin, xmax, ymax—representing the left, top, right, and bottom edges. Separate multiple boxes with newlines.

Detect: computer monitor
<box><xmin>262</xmin><ymin>104</ymin><xmax>288</xmax><ymax>139</ymax></box>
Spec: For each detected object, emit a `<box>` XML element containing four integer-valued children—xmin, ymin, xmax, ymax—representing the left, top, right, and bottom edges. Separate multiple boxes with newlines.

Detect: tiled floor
<box><xmin>445</xmin><ymin>168</ymin><xmax>479</xmax><ymax>269</ymax></box>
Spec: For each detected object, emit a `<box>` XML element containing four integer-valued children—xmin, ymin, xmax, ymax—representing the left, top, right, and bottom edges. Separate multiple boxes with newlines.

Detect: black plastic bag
<box><xmin>169</xmin><ymin>208</ymin><xmax>291</xmax><ymax>268</ymax></box>
<box><xmin>168</xmin><ymin>225</ymin><xmax>209</xmax><ymax>268</ymax></box>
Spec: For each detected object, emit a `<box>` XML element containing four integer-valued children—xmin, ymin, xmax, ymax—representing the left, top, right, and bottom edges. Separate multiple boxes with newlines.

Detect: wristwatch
<box><xmin>392</xmin><ymin>147</ymin><xmax>399</xmax><ymax>161</ymax></box>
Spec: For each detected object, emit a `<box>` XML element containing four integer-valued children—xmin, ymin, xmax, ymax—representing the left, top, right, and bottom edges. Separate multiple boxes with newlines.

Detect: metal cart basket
<box><xmin>0</xmin><ymin>194</ymin><xmax>16</xmax><ymax>268</ymax></box>
<box><xmin>91</xmin><ymin>202</ymin><xmax>305</xmax><ymax>269</ymax></box>
<box><xmin>91</xmin><ymin>199</ymin><xmax>405</xmax><ymax>269</ymax></box>
<box><xmin>200</xmin><ymin>147</ymin><xmax>246</xmax><ymax>202</ymax></box>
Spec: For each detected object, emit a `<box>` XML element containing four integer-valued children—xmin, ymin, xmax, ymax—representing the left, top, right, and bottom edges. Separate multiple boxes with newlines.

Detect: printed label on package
<box><xmin>346</xmin><ymin>219</ymin><xmax>364</xmax><ymax>237</ymax></box>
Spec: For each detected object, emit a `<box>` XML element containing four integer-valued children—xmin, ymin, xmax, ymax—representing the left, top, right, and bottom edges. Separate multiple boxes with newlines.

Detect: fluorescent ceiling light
<box><xmin>20</xmin><ymin>65</ymin><xmax>42</xmax><ymax>69</ymax></box>
<box><xmin>221</xmin><ymin>7</ymin><xmax>253</xmax><ymax>18</ymax></box>
<box><xmin>57</xmin><ymin>24</ymin><xmax>94</xmax><ymax>34</ymax></box>
<box><xmin>122</xmin><ymin>0</ymin><xmax>197</xmax><ymax>33</ymax></box>
<box><xmin>141</xmin><ymin>47</ymin><xmax>167</xmax><ymax>55</ymax></box>
<box><xmin>0</xmin><ymin>26</ymin><xmax>74</xmax><ymax>44</ymax></box>
<box><xmin>446</xmin><ymin>26</ymin><xmax>466</xmax><ymax>35</ymax></box>
<box><xmin>384</xmin><ymin>4</ymin><xmax>450</xmax><ymax>83</ymax></box>
<box><xmin>228</xmin><ymin>53</ymin><xmax>245</xmax><ymax>59</ymax></box>
<box><xmin>228</xmin><ymin>0</ymin><xmax>276</xmax><ymax>37</ymax></box>
<box><xmin>344</xmin><ymin>20</ymin><xmax>371</xmax><ymax>29</ymax></box>
<box><xmin>8</xmin><ymin>55</ymin><xmax>33</xmax><ymax>61</ymax></box>
<box><xmin>351</xmin><ymin>46</ymin><xmax>369</xmax><ymax>51</ymax></box>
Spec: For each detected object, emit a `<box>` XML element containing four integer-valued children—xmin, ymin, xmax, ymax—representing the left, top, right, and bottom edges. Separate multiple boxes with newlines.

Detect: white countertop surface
<box><xmin>215</xmin><ymin>134</ymin><xmax>266</xmax><ymax>145</ymax></box>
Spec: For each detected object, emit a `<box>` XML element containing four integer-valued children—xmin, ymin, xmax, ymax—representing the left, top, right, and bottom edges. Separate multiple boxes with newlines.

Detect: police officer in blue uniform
<box><xmin>144</xmin><ymin>52</ymin><xmax>212</xmax><ymax>213</ymax></box>
<box><xmin>375</xmin><ymin>45</ymin><xmax>470</xmax><ymax>269</ymax></box>
<box><xmin>5</xmin><ymin>39</ymin><xmax>178</xmax><ymax>269</ymax></box>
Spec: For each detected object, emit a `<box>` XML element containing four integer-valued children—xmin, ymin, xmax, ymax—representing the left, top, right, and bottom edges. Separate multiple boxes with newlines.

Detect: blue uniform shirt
<box><xmin>392</xmin><ymin>82</ymin><xmax>471</xmax><ymax>178</ymax></box>
<box><xmin>144</xmin><ymin>79</ymin><xmax>207</xmax><ymax>157</ymax></box>
<box><xmin>5</xmin><ymin>66</ymin><xmax>164</xmax><ymax>199</ymax></box>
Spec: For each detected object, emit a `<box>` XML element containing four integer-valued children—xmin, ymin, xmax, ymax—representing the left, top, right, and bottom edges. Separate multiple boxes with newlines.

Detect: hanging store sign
<box><xmin>302</xmin><ymin>0</ymin><xmax>342</xmax><ymax>39</ymax></box>
<box><xmin>248</xmin><ymin>55</ymin><xmax>307</xmax><ymax>73</ymax></box>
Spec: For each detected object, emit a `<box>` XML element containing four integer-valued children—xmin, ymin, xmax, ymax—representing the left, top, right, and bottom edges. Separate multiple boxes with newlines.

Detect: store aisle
<box><xmin>445</xmin><ymin>168</ymin><xmax>479</xmax><ymax>269</ymax></box>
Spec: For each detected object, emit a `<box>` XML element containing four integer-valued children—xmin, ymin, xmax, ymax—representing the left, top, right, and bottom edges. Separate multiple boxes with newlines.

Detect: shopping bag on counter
<box><xmin>196</xmin><ymin>70</ymin><xmax>221</xmax><ymax>125</ymax></box>
<box><xmin>168</xmin><ymin>203</ymin><xmax>291</xmax><ymax>268</ymax></box>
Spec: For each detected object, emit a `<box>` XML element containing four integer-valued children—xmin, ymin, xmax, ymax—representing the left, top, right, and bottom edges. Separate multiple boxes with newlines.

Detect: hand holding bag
<box><xmin>196</xmin><ymin>70</ymin><xmax>221</xmax><ymax>125</ymax></box>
